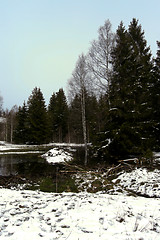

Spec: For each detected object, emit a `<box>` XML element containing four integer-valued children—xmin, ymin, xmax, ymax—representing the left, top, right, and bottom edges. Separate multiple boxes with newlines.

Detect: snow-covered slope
<box><xmin>113</xmin><ymin>168</ymin><xmax>160</xmax><ymax>198</ymax></box>
<box><xmin>0</xmin><ymin>189</ymin><xmax>160</xmax><ymax>240</ymax></box>
<box><xmin>0</xmin><ymin>144</ymin><xmax>160</xmax><ymax>239</ymax></box>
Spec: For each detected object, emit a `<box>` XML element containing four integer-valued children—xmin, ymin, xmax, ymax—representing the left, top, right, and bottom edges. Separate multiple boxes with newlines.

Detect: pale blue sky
<box><xmin>0</xmin><ymin>0</ymin><xmax>160</xmax><ymax>109</ymax></box>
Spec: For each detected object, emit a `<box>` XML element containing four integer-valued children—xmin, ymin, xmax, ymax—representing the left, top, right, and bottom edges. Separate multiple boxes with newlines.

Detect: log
<box><xmin>118</xmin><ymin>158</ymin><xmax>138</xmax><ymax>164</ymax></box>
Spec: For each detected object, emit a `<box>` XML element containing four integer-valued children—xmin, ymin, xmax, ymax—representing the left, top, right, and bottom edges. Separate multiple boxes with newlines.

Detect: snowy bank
<box><xmin>42</xmin><ymin>148</ymin><xmax>73</xmax><ymax>164</ymax></box>
<box><xmin>0</xmin><ymin>188</ymin><xmax>160</xmax><ymax>240</ymax></box>
<box><xmin>113</xmin><ymin>168</ymin><xmax>160</xmax><ymax>198</ymax></box>
<box><xmin>0</xmin><ymin>141</ymin><xmax>84</xmax><ymax>152</ymax></box>
<box><xmin>154</xmin><ymin>152</ymin><xmax>160</xmax><ymax>162</ymax></box>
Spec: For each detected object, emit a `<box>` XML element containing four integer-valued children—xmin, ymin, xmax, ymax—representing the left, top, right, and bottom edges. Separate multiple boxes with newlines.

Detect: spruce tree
<box><xmin>55</xmin><ymin>88</ymin><xmax>68</xmax><ymax>142</ymax></box>
<box><xmin>153</xmin><ymin>41</ymin><xmax>160</xmax><ymax>150</ymax></box>
<box><xmin>27</xmin><ymin>87</ymin><xmax>48</xmax><ymax>144</ymax></box>
<box><xmin>68</xmin><ymin>94</ymin><xmax>83</xmax><ymax>143</ymax></box>
<box><xmin>97</xmin><ymin>19</ymin><xmax>154</xmax><ymax>160</ymax></box>
<box><xmin>48</xmin><ymin>88</ymin><xmax>68</xmax><ymax>142</ymax></box>
<box><xmin>108</xmin><ymin>22</ymin><xmax>135</xmax><ymax>159</ymax></box>
<box><xmin>128</xmin><ymin>18</ymin><xmax>154</xmax><ymax>152</ymax></box>
<box><xmin>14</xmin><ymin>102</ymin><xmax>28</xmax><ymax>144</ymax></box>
<box><xmin>85</xmin><ymin>94</ymin><xmax>99</xmax><ymax>143</ymax></box>
<box><xmin>48</xmin><ymin>92</ymin><xmax>57</xmax><ymax>141</ymax></box>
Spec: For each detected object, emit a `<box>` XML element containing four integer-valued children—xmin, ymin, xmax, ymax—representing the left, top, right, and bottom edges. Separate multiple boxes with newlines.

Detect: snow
<box><xmin>0</xmin><ymin>142</ymin><xmax>83</xmax><ymax>165</ymax></box>
<box><xmin>0</xmin><ymin>151</ymin><xmax>44</xmax><ymax>155</ymax></box>
<box><xmin>1</xmin><ymin>143</ymin><xmax>160</xmax><ymax>239</ymax></box>
<box><xmin>154</xmin><ymin>152</ymin><xmax>160</xmax><ymax>162</ymax></box>
<box><xmin>42</xmin><ymin>148</ymin><xmax>73</xmax><ymax>164</ymax></box>
<box><xmin>0</xmin><ymin>141</ymin><xmax>84</xmax><ymax>152</ymax></box>
<box><xmin>1</xmin><ymin>165</ymin><xmax>160</xmax><ymax>239</ymax></box>
<box><xmin>0</xmin><ymin>189</ymin><xmax>160</xmax><ymax>240</ymax></box>
<box><xmin>113</xmin><ymin>168</ymin><xmax>160</xmax><ymax>198</ymax></box>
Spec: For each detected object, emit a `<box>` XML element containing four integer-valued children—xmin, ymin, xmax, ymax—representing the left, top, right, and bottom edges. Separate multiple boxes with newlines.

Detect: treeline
<box><xmin>13</xmin><ymin>87</ymin><xmax>67</xmax><ymax>144</ymax></box>
<box><xmin>13</xmin><ymin>87</ymin><xmax>102</xmax><ymax>145</ymax></box>
<box><xmin>1</xmin><ymin>18</ymin><xmax>160</xmax><ymax>162</ymax></box>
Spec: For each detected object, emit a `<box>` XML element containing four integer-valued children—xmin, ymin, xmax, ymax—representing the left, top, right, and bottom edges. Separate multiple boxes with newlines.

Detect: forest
<box><xmin>0</xmin><ymin>18</ymin><xmax>160</xmax><ymax>163</ymax></box>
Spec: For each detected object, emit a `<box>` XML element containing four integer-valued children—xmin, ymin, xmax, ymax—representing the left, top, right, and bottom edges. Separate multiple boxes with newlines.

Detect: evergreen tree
<box><xmin>85</xmin><ymin>94</ymin><xmax>99</xmax><ymax>143</ymax></box>
<box><xmin>107</xmin><ymin>22</ymin><xmax>135</xmax><ymax>159</ymax></box>
<box><xmin>127</xmin><ymin>18</ymin><xmax>154</xmax><ymax>152</ymax></box>
<box><xmin>48</xmin><ymin>92</ymin><xmax>56</xmax><ymax>141</ymax></box>
<box><xmin>48</xmin><ymin>88</ymin><xmax>68</xmax><ymax>142</ymax></box>
<box><xmin>92</xmin><ymin>94</ymin><xmax>110</xmax><ymax>157</ymax></box>
<box><xmin>14</xmin><ymin>102</ymin><xmax>28</xmax><ymax>144</ymax></box>
<box><xmin>68</xmin><ymin>94</ymin><xmax>83</xmax><ymax>143</ymax></box>
<box><xmin>96</xmin><ymin>19</ymin><xmax>154</xmax><ymax>160</ymax></box>
<box><xmin>97</xmin><ymin>94</ymin><xmax>110</xmax><ymax>133</ymax></box>
<box><xmin>27</xmin><ymin>87</ymin><xmax>48</xmax><ymax>144</ymax></box>
<box><xmin>55</xmin><ymin>88</ymin><xmax>68</xmax><ymax>142</ymax></box>
<box><xmin>153</xmin><ymin>41</ymin><xmax>160</xmax><ymax>150</ymax></box>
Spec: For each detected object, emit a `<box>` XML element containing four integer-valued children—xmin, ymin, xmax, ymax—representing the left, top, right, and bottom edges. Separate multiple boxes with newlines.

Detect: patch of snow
<box><xmin>47</xmin><ymin>143</ymin><xmax>85</xmax><ymax>148</ymax></box>
<box><xmin>113</xmin><ymin>168</ymin><xmax>160</xmax><ymax>197</ymax></box>
<box><xmin>0</xmin><ymin>189</ymin><xmax>160</xmax><ymax>239</ymax></box>
<box><xmin>0</xmin><ymin>143</ymin><xmax>35</xmax><ymax>151</ymax></box>
<box><xmin>0</xmin><ymin>151</ymin><xmax>44</xmax><ymax>155</ymax></box>
<box><xmin>0</xmin><ymin>142</ymin><xmax>84</xmax><ymax>152</ymax></box>
<box><xmin>154</xmin><ymin>152</ymin><xmax>160</xmax><ymax>157</ymax></box>
<box><xmin>154</xmin><ymin>152</ymin><xmax>160</xmax><ymax>162</ymax></box>
<box><xmin>42</xmin><ymin>148</ymin><xmax>73</xmax><ymax>164</ymax></box>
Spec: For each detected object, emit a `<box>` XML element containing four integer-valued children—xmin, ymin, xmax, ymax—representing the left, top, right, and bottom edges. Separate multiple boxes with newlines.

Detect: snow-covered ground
<box><xmin>1</xmin><ymin>166</ymin><xmax>160</xmax><ymax>240</ymax></box>
<box><xmin>1</xmin><ymin>142</ymin><xmax>160</xmax><ymax>239</ymax></box>
<box><xmin>113</xmin><ymin>168</ymin><xmax>160</xmax><ymax>198</ymax></box>
<box><xmin>0</xmin><ymin>189</ymin><xmax>160</xmax><ymax>240</ymax></box>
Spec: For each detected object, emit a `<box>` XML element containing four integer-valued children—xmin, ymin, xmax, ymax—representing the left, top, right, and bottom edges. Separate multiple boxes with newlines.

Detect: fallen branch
<box><xmin>106</xmin><ymin>164</ymin><xmax>122</xmax><ymax>176</ymax></box>
<box><xmin>118</xmin><ymin>158</ymin><xmax>139</xmax><ymax>164</ymax></box>
<box><xmin>60</xmin><ymin>170</ymin><xmax>87</xmax><ymax>174</ymax></box>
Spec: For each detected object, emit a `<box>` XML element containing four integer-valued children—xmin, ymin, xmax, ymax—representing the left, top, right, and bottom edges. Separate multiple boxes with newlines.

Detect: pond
<box><xmin>0</xmin><ymin>147</ymin><xmax>85</xmax><ymax>192</ymax></box>
<box><xmin>0</xmin><ymin>153</ymin><xmax>55</xmax><ymax>177</ymax></box>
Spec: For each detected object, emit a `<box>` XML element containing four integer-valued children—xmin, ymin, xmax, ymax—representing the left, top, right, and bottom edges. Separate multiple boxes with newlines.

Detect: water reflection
<box><xmin>0</xmin><ymin>148</ymin><xmax>85</xmax><ymax>192</ymax></box>
<box><xmin>0</xmin><ymin>155</ymin><xmax>19</xmax><ymax>176</ymax></box>
<box><xmin>0</xmin><ymin>147</ymin><xmax>85</xmax><ymax>177</ymax></box>
<box><xmin>0</xmin><ymin>154</ymin><xmax>51</xmax><ymax>177</ymax></box>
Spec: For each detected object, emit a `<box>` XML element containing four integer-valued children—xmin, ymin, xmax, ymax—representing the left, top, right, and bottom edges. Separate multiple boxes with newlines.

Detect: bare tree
<box><xmin>68</xmin><ymin>54</ymin><xmax>89</xmax><ymax>166</ymax></box>
<box><xmin>87</xmin><ymin>19</ymin><xmax>115</xmax><ymax>102</ymax></box>
<box><xmin>4</xmin><ymin>105</ymin><xmax>18</xmax><ymax>143</ymax></box>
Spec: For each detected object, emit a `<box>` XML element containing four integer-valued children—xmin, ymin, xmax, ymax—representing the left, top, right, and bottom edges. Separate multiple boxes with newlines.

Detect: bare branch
<box><xmin>87</xmin><ymin>19</ymin><xmax>115</xmax><ymax>96</ymax></box>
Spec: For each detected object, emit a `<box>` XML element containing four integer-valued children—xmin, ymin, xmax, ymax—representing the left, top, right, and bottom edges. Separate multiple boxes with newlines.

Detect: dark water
<box><xmin>0</xmin><ymin>153</ymin><xmax>57</xmax><ymax>177</ymax></box>
<box><xmin>0</xmin><ymin>148</ymin><xmax>85</xmax><ymax>192</ymax></box>
<box><xmin>0</xmin><ymin>146</ymin><xmax>85</xmax><ymax>177</ymax></box>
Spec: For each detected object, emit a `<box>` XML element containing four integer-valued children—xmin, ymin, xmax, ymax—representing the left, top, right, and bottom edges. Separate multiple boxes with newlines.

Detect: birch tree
<box><xmin>87</xmin><ymin>19</ymin><xmax>115</xmax><ymax>103</ymax></box>
<box><xmin>68</xmin><ymin>54</ymin><xmax>89</xmax><ymax>165</ymax></box>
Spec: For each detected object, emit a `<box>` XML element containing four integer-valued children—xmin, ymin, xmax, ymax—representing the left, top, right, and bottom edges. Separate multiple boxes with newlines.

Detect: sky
<box><xmin>0</xmin><ymin>0</ymin><xmax>160</xmax><ymax>110</ymax></box>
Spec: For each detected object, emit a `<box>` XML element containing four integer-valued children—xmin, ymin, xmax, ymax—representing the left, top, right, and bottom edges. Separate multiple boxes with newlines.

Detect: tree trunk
<box><xmin>10</xmin><ymin>117</ymin><xmax>13</xmax><ymax>143</ymax></box>
<box><xmin>81</xmin><ymin>88</ymin><xmax>88</xmax><ymax>166</ymax></box>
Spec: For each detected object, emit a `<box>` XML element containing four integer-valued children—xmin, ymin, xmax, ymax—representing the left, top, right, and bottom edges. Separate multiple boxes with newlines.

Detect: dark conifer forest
<box><xmin>1</xmin><ymin>18</ymin><xmax>160</xmax><ymax>162</ymax></box>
